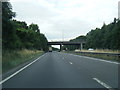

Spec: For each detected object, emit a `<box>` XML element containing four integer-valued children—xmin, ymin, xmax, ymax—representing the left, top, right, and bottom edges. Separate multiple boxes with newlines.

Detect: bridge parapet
<box><xmin>48</xmin><ymin>41</ymin><xmax>85</xmax><ymax>45</ymax></box>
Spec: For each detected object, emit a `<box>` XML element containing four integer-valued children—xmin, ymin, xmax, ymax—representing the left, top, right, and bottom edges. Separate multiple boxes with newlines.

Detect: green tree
<box><xmin>29</xmin><ymin>23</ymin><xmax>40</xmax><ymax>33</ymax></box>
<box><xmin>2</xmin><ymin>2</ymin><xmax>19</xmax><ymax>49</ymax></box>
<box><xmin>85</xmin><ymin>18</ymin><xmax>120</xmax><ymax>50</ymax></box>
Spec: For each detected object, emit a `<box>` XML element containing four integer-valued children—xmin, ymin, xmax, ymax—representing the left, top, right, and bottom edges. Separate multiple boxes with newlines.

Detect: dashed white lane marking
<box><xmin>93</xmin><ymin>78</ymin><xmax>114</xmax><ymax>90</ymax></box>
<box><xmin>69</xmin><ymin>62</ymin><xmax>73</xmax><ymax>64</ymax></box>
<box><xmin>0</xmin><ymin>53</ymin><xmax>47</xmax><ymax>85</ymax></box>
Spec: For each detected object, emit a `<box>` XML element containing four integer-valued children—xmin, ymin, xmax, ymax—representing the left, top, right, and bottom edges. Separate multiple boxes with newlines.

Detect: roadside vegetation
<box><xmin>63</xmin><ymin>16</ymin><xmax>120</xmax><ymax>62</ymax></box>
<box><xmin>63</xmin><ymin>18</ymin><xmax>120</xmax><ymax>61</ymax></box>
<box><xmin>2</xmin><ymin>49</ymin><xmax>44</xmax><ymax>73</ymax></box>
<box><xmin>65</xmin><ymin>49</ymin><xmax>120</xmax><ymax>62</ymax></box>
<box><xmin>77</xmin><ymin>49</ymin><xmax>120</xmax><ymax>53</ymax></box>
<box><xmin>63</xmin><ymin>18</ymin><xmax>120</xmax><ymax>51</ymax></box>
<box><xmin>2</xmin><ymin>2</ymin><xmax>48</xmax><ymax>73</ymax></box>
<box><xmin>75</xmin><ymin>52</ymin><xmax>119</xmax><ymax>62</ymax></box>
<box><xmin>2</xmin><ymin>1</ymin><xmax>120</xmax><ymax>74</ymax></box>
<box><xmin>2</xmin><ymin>2</ymin><xmax>48</xmax><ymax>51</ymax></box>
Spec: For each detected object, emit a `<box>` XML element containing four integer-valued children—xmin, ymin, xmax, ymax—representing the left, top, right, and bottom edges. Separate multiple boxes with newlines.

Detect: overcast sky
<box><xmin>10</xmin><ymin>0</ymin><xmax>119</xmax><ymax>42</ymax></box>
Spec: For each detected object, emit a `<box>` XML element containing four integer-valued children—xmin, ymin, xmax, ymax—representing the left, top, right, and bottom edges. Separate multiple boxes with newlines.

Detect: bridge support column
<box><xmin>60</xmin><ymin>44</ymin><xmax>62</xmax><ymax>51</ymax></box>
<box><xmin>80</xmin><ymin>43</ymin><xmax>83</xmax><ymax>50</ymax></box>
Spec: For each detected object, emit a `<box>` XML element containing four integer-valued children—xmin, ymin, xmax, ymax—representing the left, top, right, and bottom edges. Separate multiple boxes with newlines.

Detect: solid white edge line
<box><xmin>82</xmin><ymin>56</ymin><xmax>119</xmax><ymax>64</ymax></box>
<box><xmin>0</xmin><ymin>53</ymin><xmax>47</xmax><ymax>85</ymax></box>
<box><xmin>67</xmin><ymin>53</ymin><xmax>119</xmax><ymax>64</ymax></box>
<box><xmin>93</xmin><ymin>78</ymin><xmax>114</xmax><ymax>90</ymax></box>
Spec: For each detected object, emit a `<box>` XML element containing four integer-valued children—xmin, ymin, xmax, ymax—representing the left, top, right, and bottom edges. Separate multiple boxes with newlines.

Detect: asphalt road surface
<box><xmin>2</xmin><ymin>51</ymin><xmax>119</xmax><ymax>88</ymax></box>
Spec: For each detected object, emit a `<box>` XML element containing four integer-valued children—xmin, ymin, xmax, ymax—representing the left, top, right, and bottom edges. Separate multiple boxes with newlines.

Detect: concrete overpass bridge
<box><xmin>48</xmin><ymin>41</ymin><xmax>86</xmax><ymax>51</ymax></box>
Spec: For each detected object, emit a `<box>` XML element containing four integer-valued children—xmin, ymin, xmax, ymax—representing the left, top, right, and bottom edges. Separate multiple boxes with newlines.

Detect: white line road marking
<box><xmin>68</xmin><ymin>53</ymin><xmax>119</xmax><ymax>64</ymax></box>
<box><xmin>83</xmin><ymin>56</ymin><xmax>119</xmax><ymax>65</ymax></box>
<box><xmin>0</xmin><ymin>53</ymin><xmax>47</xmax><ymax>85</ymax></box>
<box><xmin>69</xmin><ymin>62</ymin><xmax>73</xmax><ymax>64</ymax></box>
<box><xmin>93</xmin><ymin>78</ymin><xmax>114</xmax><ymax>90</ymax></box>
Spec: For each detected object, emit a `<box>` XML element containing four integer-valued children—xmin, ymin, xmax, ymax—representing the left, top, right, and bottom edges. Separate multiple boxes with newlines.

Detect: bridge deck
<box><xmin>48</xmin><ymin>41</ymin><xmax>85</xmax><ymax>45</ymax></box>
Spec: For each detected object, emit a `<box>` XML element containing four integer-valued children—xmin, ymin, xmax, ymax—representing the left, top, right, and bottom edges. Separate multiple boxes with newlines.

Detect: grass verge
<box><xmin>65</xmin><ymin>51</ymin><xmax>120</xmax><ymax>62</ymax></box>
<box><xmin>76</xmin><ymin>49</ymin><xmax>120</xmax><ymax>53</ymax></box>
<box><xmin>2</xmin><ymin>49</ymin><xmax>44</xmax><ymax>73</ymax></box>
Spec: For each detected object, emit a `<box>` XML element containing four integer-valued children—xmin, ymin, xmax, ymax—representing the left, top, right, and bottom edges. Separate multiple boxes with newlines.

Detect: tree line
<box><xmin>2</xmin><ymin>2</ymin><xmax>48</xmax><ymax>51</ymax></box>
<box><xmin>2</xmin><ymin>2</ymin><xmax>120</xmax><ymax>51</ymax></box>
<box><xmin>63</xmin><ymin>18</ymin><xmax>120</xmax><ymax>51</ymax></box>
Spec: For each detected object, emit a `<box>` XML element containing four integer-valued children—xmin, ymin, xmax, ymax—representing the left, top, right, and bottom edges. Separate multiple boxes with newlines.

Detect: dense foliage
<box><xmin>85</xmin><ymin>18</ymin><xmax>120</xmax><ymax>50</ymax></box>
<box><xmin>63</xmin><ymin>18</ymin><xmax>120</xmax><ymax>50</ymax></box>
<box><xmin>2</xmin><ymin>2</ymin><xmax>120</xmax><ymax>51</ymax></box>
<box><xmin>2</xmin><ymin>2</ymin><xmax>48</xmax><ymax>51</ymax></box>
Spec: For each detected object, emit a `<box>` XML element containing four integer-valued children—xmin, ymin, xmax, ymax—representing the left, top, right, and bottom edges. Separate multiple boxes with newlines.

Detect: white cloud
<box><xmin>10</xmin><ymin>0</ymin><xmax>119</xmax><ymax>42</ymax></box>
